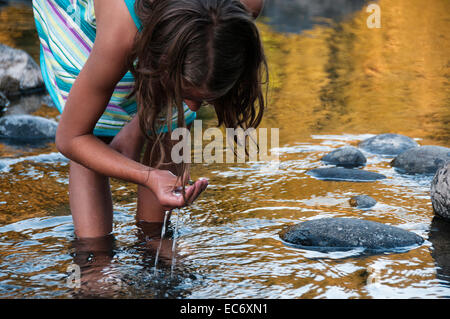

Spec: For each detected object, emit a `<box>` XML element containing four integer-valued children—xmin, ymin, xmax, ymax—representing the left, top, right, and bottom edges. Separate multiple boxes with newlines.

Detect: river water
<box><xmin>0</xmin><ymin>0</ymin><xmax>449</xmax><ymax>298</ymax></box>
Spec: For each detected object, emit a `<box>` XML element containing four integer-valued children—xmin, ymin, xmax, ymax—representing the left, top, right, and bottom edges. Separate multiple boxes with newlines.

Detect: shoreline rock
<box><xmin>358</xmin><ymin>133</ymin><xmax>419</xmax><ymax>156</ymax></box>
<box><xmin>0</xmin><ymin>114</ymin><xmax>57</xmax><ymax>142</ymax></box>
<box><xmin>307</xmin><ymin>167</ymin><xmax>386</xmax><ymax>182</ymax></box>
<box><xmin>391</xmin><ymin>145</ymin><xmax>450</xmax><ymax>175</ymax></box>
<box><xmin>0</xmin><ymin>43</ymin><xmax>44</xmax><ymax>98</ymax></box>
<box><xmin>280</xmin><ymin>218</ymin><xmax>424</xmax><ymax>252</ymax></box>
<box><xmin>431</xmin><ymin>164</ymin><xmax>450</xmax><ymax>221</ymax></box>
<box><xmin>321</xmin><ymin>146</ymin><xmax>366</xmax><ymax>168</ymax></box>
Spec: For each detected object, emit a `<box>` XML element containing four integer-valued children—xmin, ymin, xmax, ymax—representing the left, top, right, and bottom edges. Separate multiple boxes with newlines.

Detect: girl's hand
<box><xmin>145</xmin><ymin>169</ymin><xmax>208</xmax><ymax>211</ymax></box>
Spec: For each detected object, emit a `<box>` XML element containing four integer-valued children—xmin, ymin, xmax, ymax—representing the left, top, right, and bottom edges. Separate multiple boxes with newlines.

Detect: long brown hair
<box><xmin>128</xmin><ymin>0</ymin><xmax>268</xmax><ymax>184</ymax></box>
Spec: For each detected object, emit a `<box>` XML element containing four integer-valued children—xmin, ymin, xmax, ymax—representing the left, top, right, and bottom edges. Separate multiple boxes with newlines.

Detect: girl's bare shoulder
<box><xmin>93</xmin><ymin>0</ymin><xmax>137</xmax><ymax>52</ymax></box>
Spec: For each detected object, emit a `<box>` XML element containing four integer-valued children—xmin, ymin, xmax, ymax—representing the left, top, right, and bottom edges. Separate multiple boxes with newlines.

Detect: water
<box><xmin>153</xmin><ymin>210</ymin><xmax>170</xmax><ymax>275</ymax></box>
<box><xmin>0</xmin><ymin>0</ymin><xmax>450</xmax><ymax>298</ymax></box>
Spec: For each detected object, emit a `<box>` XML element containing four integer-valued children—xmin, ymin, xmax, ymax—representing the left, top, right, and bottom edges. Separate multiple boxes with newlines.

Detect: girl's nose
<box><xmin>184</xmin><ymin>99</ymin><xmax>202</xmax><ymax>112</ymax></box>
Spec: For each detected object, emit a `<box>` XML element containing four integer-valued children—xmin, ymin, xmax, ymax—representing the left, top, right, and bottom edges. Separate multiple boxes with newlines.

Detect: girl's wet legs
<box><xmin>69</xmin><ymin>159</ymin><xmax>113</xmax><ymax>238</ymax></box>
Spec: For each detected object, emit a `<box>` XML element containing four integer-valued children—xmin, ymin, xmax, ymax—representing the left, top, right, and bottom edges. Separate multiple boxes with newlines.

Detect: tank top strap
<box><xmin>124</xmin><ymin>0</ymin><xmax>143</xmax><ymax>31</ymax></box>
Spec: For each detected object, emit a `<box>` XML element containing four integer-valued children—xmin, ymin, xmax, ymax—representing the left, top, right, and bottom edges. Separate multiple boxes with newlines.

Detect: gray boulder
<box><xmin>391</xmin><ymin>145</ymin><xmax>450</xmax><ymax>175</ymax></box>
<box><xmin>350</xmin><ymin>195</ymin><xmax>377</xmax><ymax>208</ymax></box>
<box><xmin>431</xmin><ymin>164</ymin><xmax>450</xmax><ymax>221</ymax></box>
<box><xmin>307</xmin><ymin>167</ymin><xmax>386</xmax><ymax>182</ymax></box>
<box><xmin>321</xmin><ymin>146</ymin><xmax>366</xmax><ymax>168</ymax></box>
<box><xmin>358</xmin><ymin>133</ymin><xmax>419</xmax><ymax>156</ymax></box>
<box><xmin>0</xmin><ymin>114</ymin><xmax>57</xmax><ymax>141</ymax></box>
<box><xmin>0</xmin><ymin>43</ymin><xmax>44</xmax><ymax>97</ymax></box>
<box><xmin>280</xmin><ymin>218</ymin><xmax>424</xmax><ymax>252</ymax></box>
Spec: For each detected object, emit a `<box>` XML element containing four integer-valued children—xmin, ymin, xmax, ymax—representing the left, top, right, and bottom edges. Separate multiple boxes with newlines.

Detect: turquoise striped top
<box><xmin>32</xmin><ymin>0</ymin><xmax>196</xmax><ymax>136</ymax></box>
<box><xmin>124</xmin><ymin>0</ymin><xmax>143</xmax><ymax>31</ymax></box>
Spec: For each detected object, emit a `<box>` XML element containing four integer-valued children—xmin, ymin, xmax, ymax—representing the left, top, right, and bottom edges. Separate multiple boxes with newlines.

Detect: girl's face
<box><xmin>182</xmin><ymin>85</ymin><xmax>210</xmax><ymax>112</ymax></box>
<box><xmin>184</xmin><ymin>98</ymin><xmax>203</xmax><ymax>112</ymax></box>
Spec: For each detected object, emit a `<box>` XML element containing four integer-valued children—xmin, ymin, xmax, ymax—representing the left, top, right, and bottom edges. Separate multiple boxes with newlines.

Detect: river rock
<box><xmin>358</xmin><ymin>133</ymin><xmax>419</xmax><ymax>156</ymax></box>
<box><xmin>391</xmin><ymin>145</ymin><xmax>450</xmax><ymax>175</ymax></box>
<box><xmin>431</xmin><ymin>164</ymin><xmax>450</xmax><ymax>221</ymax></box>
<box><xmin>0</xmin><ymin>43</ymin><xmax>44</xmax><ymax>97</ymax></box>
<box><xmin>321</xmin><ymin>146</ymin><xmax>367</xmax><ymax>168</ymax></box>
<box><xmin>350</xmin><ymin>195</ymin><xmax>377</xmax><ymax>208</ymax></box>
<box><xmin>307</xmin><ymin>167</ymin><xmax>386</xmax><ymax>182</ymax></box>
<box><xmin>280</xmin><ymin>218</ymin><xmax>424</xmax><ymax>252</ymax></box>
<box><xmin>0</xmin><ymin>114</ymin><xmax>57</xmax><ymax>141</ymax></box>
<box><xmin>4</xmin><ymin>94</ymin><xmax>50</xmax><ymax>116</ymax></box>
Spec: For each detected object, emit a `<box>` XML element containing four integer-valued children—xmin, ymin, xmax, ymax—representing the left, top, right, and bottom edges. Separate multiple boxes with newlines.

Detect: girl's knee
<box><xmin>109</xmin><ymin>135</ymin><xmax>142</xmax><ymax>162</ymax></box>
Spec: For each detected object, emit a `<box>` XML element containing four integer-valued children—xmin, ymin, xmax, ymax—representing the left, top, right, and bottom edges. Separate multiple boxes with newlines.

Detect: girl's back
<box><xmin>32</xmin><ymin>0</ymin><xmax>195</xmax><ymax>136</ymax></box>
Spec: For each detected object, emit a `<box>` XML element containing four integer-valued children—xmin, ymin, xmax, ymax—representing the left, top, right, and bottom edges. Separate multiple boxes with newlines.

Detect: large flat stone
<box><xmin>307</xmin><ymin>167</ymin><xmax>386</xmax><ymax>182</ymax></box>
<box><xmin>280</xmin><ymin>218</ymin><xmax>424</xmax><ymax>252</ymax></box>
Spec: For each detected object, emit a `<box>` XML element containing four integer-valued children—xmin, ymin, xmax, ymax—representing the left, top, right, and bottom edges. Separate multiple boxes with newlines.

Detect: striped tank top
<box><xmin>32</xmin><ymin>0</ymin><xmax>196</xmax><ymax>136</ymax></box>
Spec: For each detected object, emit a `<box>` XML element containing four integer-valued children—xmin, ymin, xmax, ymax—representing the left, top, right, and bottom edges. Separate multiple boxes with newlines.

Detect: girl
<box><xmin>32</xmin><ymin>0</ymin><xmax>267</xmax><ymax>239</ymax></box>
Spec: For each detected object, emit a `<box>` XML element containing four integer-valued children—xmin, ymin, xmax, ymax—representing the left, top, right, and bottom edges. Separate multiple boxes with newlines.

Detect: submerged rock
<box><xmin>431</xmin><ymin>164</ymin><xmax>450</xmax><ymax>221</ymax></box>
<box><xmin>391</xmin><ymin>145</ymin><xmax>450</xmax><ymax>175</ymax></box>
<box><xmin>350</xmin><ymin>195</ymin><xmax>377</xmax><ymax>209</ymax></box>
<box><xmin>358</xmin><ymin>133</ymin><xmax>419</xmax><ymax>156</ymax></box>
<box><xmin>0</xmin><ymin>114</ymin><xmax>57</xmax><ymax>142</ymax></box>
<box><xmin>280</xmin><ymin>218</ymin><xmax>424</xmax><ymax>252</ymax></box>
<box><xmin>0</xmin><ymin>44</ymin><xmax>44</xmax><ymax>97</ymax></box>
<box><xmin>321</xmin><ymin>146</ymin><xmax>366</xmax><ymax>168</ymax></box>
<box><xmin>307</xmin><ymin>167</ymin><xmax>386</xmax><ymax>182</ymax></box>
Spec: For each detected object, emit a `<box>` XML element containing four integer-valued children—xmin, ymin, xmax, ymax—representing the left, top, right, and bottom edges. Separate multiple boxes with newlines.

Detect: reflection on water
<box><xmin>0</xmin><ymin>2</ymin><xmax>40</xmax><ymax>62</ymax></box>
<box><xmin>258</xmin><ymin>0</ymin><xmax>450</xmax><ymax>147</ymax></box>
<box><xmin>68</xmin><ymin>220</ymin><xmax>190</xmax><ymax>299</ymax></box>
<box><xmin>429</xmin><ymin>217</ymin><xmax>450</xmax><ymax>288</ymax></box>
<box><xmin>0</xmin><ymin>0</ymin><xmax>450</xmax><ymax>298</ymax></box>
<box><xmin>261</xmin><ymin>0</ymin><xmax>368</xmax><ymax>33</ymax></box>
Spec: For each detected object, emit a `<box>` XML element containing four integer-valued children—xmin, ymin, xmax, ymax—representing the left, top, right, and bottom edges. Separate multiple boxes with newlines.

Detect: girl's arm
<box><xmin>56</xmin><ymin>0</ymin><xmax>206</xmax><ymax>209</ymax></box>
<box><xmin>241</xmin><ymin>0</ymin><xmax>265</xmax><ymax>18</ymax></box>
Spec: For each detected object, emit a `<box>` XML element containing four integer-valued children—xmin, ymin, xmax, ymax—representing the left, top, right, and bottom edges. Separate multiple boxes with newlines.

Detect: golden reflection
<box><xmin>0</xmin><ymin>4</ymin><xmax>40</xmax><ymax>61</ymax></box>
<box><xmin>258</xmin><ymin>0</ymin><xmax>450</xmax><ymax>146</ymax></box>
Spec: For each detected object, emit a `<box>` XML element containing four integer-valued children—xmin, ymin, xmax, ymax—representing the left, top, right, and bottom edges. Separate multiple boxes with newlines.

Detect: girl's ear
<box><xmin>240</xmin><ymin>0</ymin><xmax>264</xmax><ymax>19</ymax></box>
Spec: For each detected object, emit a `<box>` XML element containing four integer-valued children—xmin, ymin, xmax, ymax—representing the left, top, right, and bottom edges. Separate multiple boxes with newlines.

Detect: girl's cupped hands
<box><xmin>144</xmin><ymin>169</ymin><xmax>208</xmax><ymax>211</ymax></box>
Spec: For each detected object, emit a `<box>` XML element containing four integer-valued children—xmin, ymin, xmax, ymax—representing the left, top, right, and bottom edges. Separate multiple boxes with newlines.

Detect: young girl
<box><xmin>32</xmin><ymin>0</ymin><xmax>267</xmax><ymax>239</ymax></box>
